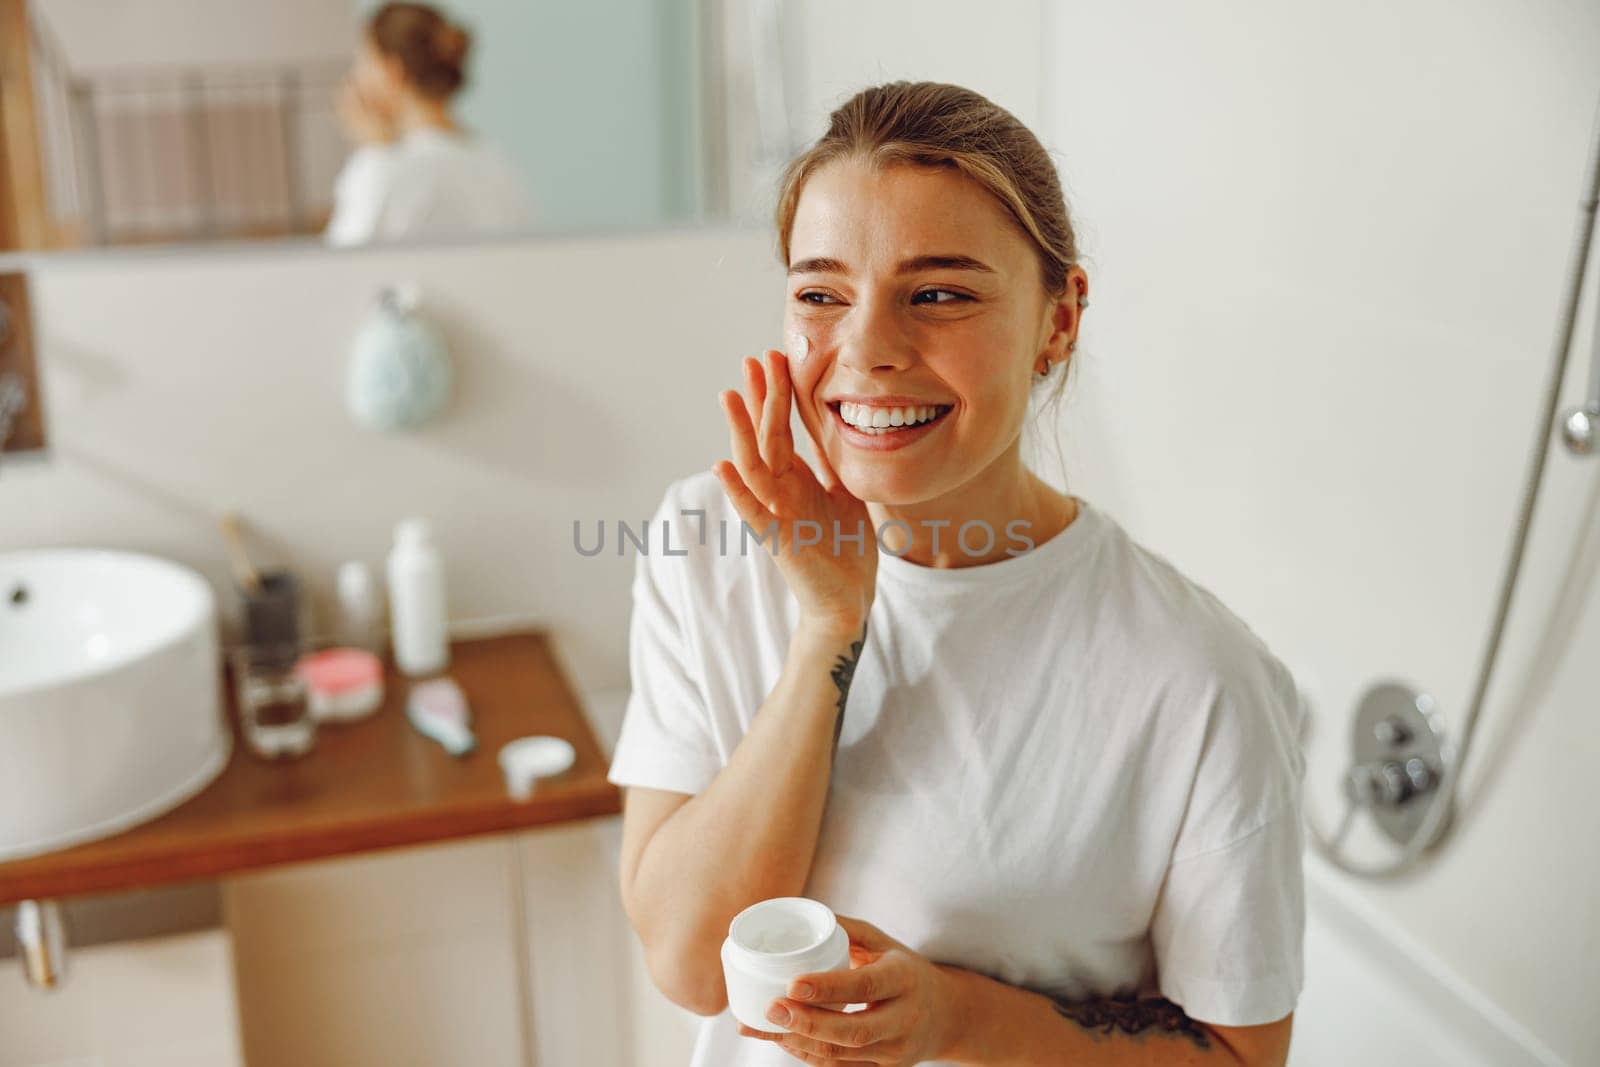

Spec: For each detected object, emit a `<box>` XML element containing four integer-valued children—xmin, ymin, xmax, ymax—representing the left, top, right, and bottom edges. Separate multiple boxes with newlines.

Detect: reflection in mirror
<box><xmin>0</xmin><ymin>0</ymin><xmax>712</xmax><ymax>252</ymax></box>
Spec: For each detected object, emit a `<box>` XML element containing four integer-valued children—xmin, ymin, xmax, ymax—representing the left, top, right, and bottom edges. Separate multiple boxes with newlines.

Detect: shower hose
<box><xmin>1306</xmin><ymin>90</ymin><xmax>1600</xmax><ymax>878</ymax></box>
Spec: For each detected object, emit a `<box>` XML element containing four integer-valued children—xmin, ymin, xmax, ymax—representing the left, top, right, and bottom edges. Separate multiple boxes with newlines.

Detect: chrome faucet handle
<box><xmin>1372</xmin><ymin>715</ymin><xmax>1412</xmax><ymax>746</ymax></box>
<box><xmin>1345</xmin><ymin>757</ymin><xmax>1440</xmax><ymax>808</ymax></box>
<box><xmin>1562</xmin><ymin>405</ymin><xmax>1598</xmax><ymax>455</ymax></box>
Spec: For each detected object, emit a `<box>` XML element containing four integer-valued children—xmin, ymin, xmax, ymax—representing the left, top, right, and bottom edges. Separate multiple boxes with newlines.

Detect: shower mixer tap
<box><xmin>1335</xmin><ymin>689</ymin><xmax>1451</xmax><ymax>848</ymax></box>
<box><xmin>1346</xmin><ymin>754</ymin><xmax>1438</xmax><ymax>808</ymax></box>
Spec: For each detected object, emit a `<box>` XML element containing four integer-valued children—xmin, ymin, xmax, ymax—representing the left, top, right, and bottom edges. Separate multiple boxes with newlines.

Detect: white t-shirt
<box><xmin>324</xmin><ymin>126</ymin><xmax>535</xmax><ymax>246</ymax></box>
<box><xmin>607</xmin><ymin>470</ymin><xmax>1307</xmax><ymax>1066</ymax></box>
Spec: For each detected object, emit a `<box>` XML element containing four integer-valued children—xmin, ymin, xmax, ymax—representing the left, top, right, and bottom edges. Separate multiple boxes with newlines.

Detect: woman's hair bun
<box><xmin>367</xmin><ymin>2</ymin><xmax>471</xmax><ymax>98</ymax></box>
<box><xmin>434</xmin><ymin>23</ymin><xmax>470</xmax><ymax>66</ymax></box>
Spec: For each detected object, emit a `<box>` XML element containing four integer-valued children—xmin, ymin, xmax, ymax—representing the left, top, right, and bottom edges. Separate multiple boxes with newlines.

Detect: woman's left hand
<box><xmin>738</xmin><ymin>914</ymin><xmax>961</xmax><ymax>1066</ymax></box>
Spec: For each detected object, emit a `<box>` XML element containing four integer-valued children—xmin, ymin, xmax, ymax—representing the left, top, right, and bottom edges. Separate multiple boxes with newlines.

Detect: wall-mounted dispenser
<box><xmin>345</xmin><ymin>283</ymin><xmax>453</xmax><ymax>432</ymax></box>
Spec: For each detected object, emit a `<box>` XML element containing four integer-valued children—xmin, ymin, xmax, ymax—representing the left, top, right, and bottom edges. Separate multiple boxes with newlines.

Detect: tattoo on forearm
<box><xmin>827</xmin><ymin>620</ymin><xmax>867</xmax><ymax>754</ymax></box>
<box><xmin>1049</xmin><ymin>994</ymin><xmax>1213</xmax><ymax>1051</ymax></box>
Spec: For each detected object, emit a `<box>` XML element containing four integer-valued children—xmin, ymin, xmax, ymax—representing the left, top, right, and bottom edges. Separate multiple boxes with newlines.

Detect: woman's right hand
<box><xmin>715</xmin><ymin>349</ymin><xmax>877</xmax><ymax>637</ymax></box>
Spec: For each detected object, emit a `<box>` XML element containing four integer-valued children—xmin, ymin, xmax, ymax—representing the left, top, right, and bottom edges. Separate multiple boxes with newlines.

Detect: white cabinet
<box><xmin>0</xmin><ymin>928</ymin><xmax>244</xmax><ymax>1067</ymax></box>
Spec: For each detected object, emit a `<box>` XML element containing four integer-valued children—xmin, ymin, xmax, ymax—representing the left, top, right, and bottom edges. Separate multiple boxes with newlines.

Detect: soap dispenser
<box><xmin>386</xmin><ymin>519</ymin><xmax>449</xmax><ymax>676</ymax></box>
<box><xmin>345</xmin><ymin>284</ymin><xmax>453</xmax><ymax>431</ymax></box>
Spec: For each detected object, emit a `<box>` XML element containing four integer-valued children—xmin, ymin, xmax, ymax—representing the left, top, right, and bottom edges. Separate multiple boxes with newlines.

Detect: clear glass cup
<box><xmin>229</xmin><ymin>643</ymin><xmax>316</xmax><ymax>760</ymax></box>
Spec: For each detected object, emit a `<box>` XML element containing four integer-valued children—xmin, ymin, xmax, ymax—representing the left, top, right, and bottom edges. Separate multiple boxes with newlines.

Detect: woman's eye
<box><xmin>911</xmin><ymin>289</ymin><xmax>970</xmax><ymax>305</ymax></box>
<box><xmin>797</xmin><ymin>291</ymin><xmax>840</xmax><ymax>305</ymax></box>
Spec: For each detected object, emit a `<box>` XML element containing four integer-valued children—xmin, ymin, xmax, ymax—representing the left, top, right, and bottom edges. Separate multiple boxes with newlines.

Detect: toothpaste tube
<box><xmin>406</xmin><ymin>676</ymin><xmax>476</xmax><ymax>756</ymax></box>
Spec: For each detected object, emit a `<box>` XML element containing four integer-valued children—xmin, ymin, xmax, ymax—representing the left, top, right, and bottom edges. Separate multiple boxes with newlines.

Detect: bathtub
<box><xmin>1289</xmin><ymin>854</ymin><xmax>1563</xmax><ymax>1066</ymax></box>
<box><xmin>582</xmin><ymin>687</ymin><xmax>1563</xmax><ymax>1065</ymax></box>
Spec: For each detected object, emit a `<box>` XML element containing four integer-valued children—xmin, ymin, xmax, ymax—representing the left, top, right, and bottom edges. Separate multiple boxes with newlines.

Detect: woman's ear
<box><xmin>1036</xmin><ymin>277</ymin><xmax>1083</xmax><ymax>374</ymax></box>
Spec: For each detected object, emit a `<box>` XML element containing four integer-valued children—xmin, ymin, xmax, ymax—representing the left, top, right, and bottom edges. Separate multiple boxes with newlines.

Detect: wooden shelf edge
<box><xmin>1</xmin><ymin>790</ymin><xmax>621</xmax><ymax>905</ymax></box>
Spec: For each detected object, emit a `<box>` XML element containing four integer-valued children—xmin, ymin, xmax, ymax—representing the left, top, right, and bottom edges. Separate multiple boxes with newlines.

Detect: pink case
<box><xmin>295</xmin><ymin>648</ymin><xmax>385</xmax><ymax>721</ymax></box>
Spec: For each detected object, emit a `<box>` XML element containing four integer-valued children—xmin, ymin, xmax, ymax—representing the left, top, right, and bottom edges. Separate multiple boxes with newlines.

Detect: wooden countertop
<box><xmin>0</xmin><ymin>630</ymin><xmax>622</xmax><ymax>904</ymax></box>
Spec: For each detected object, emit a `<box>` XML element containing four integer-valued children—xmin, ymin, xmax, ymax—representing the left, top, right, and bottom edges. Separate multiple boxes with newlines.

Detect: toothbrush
<box><xmin>217</xmin><ymin>511</ymin><xmax>263</xmax><ymax>594</ymax></box>
<box><xmin>406</xmin><ymin>677</ymin><xmax>476</xmax><ymax>756</ymax></box>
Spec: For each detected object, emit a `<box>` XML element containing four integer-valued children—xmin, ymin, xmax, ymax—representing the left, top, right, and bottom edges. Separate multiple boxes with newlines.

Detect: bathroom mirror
<box><xmin>0</xmin><ymin>0</ymin><xmax>790</xmax><ymax>255</ymax></box>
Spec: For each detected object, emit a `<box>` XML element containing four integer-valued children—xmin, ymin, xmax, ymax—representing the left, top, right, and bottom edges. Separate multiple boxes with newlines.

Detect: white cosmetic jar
<box><xmin>720</xmin><ymin>896</ymin><xmax>851</xmax><ymax>1033</ymax></box>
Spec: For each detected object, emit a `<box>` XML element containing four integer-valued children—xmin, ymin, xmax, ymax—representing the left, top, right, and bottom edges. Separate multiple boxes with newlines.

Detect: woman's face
<box><xmin>784</xmin><ymin>156</ymin><xmax>1078</xmax><ymax>507</ymax></box>
<box><xmin>351</xmin><ymin>36</ymin><xmax>406</xmax><ymax>108</ymax></box>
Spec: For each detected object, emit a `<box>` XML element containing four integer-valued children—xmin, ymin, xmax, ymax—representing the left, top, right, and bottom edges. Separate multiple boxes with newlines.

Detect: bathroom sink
<box><xmin>0</xmin><ymin>549</ymin><xmax>229</xmax><ymax>862</ymax></box>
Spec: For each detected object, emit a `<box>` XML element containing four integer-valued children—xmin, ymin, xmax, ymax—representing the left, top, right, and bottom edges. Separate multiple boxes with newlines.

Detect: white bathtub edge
<box><xmin>1303</xmin><ymin>851</ymin><xmax>1568</xmax><ymax>1066</ymax></box>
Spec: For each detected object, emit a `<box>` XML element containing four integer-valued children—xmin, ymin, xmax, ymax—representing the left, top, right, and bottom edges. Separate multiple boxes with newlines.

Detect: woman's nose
<box><xmin>834</xmin><ymin>297</ymin><xmax>915</xmax><ymax>374</ymax></box>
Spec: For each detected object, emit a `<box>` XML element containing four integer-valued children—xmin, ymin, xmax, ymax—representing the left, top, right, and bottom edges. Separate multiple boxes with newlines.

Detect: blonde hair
<box><xmin>773</xmin><ymin>81</ymin><xmax>1086</xmax><ymax>478</ymax></box>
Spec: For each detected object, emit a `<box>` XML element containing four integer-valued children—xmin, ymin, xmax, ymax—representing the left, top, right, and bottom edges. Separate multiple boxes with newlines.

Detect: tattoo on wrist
<box><xmin>1049</xmin><ymin>994</ymin><xmax>1212</xmax><ymax>1051</ymax></box>
<box><xmin>828</xmin><ymin>619</ymin><xmax>867</xmax><ymax>753</ymax></box>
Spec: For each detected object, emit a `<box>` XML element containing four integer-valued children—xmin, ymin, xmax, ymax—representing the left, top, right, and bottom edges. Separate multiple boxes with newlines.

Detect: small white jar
<box><xmin>721</xmin><ymin>897</ymin><xmax>850</xmax><ymax>1033</ymax></box>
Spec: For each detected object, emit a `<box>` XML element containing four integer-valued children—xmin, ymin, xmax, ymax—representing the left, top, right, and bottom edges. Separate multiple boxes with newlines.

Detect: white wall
<box><xmin>32</xmin><ymin>0</ymin><xmax>356</xmax><ymax>71</ymax></box>
<box><xmin>1042</xmin><ymin>1</ymin><xmax>1600</xmax><ymax>1061</ymax></box>
<box><xmin>783</xmin><ymin>0</ymin><xmax>1044</xmax><ymax>134</ymax></box>
<box><xmin>716</xmin><ymin>0</ymin><xmax>1044</xmax><ymax>225</ymax></box>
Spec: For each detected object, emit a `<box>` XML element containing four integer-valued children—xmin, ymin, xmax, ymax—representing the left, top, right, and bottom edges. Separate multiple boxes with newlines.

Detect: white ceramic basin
<box><xmin>0</xmin><ymin>548</ymin><xmax>229</xmax><ymax>862</ymax></box>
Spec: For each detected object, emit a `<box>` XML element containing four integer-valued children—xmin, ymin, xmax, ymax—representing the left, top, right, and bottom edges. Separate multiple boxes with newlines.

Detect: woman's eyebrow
<box><xmin>788</xmin><ymin>256</ymin><xmax>848</xmax><ymax>275</ymax></box>
<box><xmin>897</xmin><ymin>254</ymin><xmax>996</xmax><ymax>275</ymax></box>
<box><xmin>787</xmin><ymin>254</ymin><xmax>997</xmax><ymax>276</ymax></box>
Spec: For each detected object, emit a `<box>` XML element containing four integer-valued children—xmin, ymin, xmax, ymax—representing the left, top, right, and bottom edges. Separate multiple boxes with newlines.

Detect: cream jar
<box><xmin>720</xmin><ymin>896</ymin><xmax>850</xmax><ymax>1033</ymax></box>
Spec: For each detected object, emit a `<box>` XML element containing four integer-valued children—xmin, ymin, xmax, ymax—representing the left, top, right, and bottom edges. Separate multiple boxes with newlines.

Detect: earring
<box><xmin>1040</xmin><ymin>339</ymin><xmax>1078</xmax><ymax>378</ymax></box>
<box><xmin>1077</xmin><ymin>293</ymin><xmax>1089</xmax><ymax>309</ymax></box>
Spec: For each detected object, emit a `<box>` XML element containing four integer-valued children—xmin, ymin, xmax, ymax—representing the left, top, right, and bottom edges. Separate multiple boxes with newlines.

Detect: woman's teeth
<box><xmin>837</xmin><ymin>402</ymin><xmax>951</xmax><ymax>433</ymax></box>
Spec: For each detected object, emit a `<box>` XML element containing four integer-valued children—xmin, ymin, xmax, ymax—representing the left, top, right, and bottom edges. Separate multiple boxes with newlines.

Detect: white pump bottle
<box><xmin>386</xmin><ymin>518</ymin><xmax>450</xmax><ymax>676</ymax></box>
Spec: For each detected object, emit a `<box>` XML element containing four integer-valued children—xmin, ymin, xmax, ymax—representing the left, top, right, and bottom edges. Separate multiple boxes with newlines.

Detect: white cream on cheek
<box><xmin>786</xmin><ymin>330</ymin><xmax>811</xmax><ymax>364</ymax></box>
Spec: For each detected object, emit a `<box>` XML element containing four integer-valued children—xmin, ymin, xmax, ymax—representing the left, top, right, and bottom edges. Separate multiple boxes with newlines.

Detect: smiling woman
<box><xmin>609</xmin><ymin>81</ymin><xmax>1304</xmax><ymax>1067</ymax></box>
